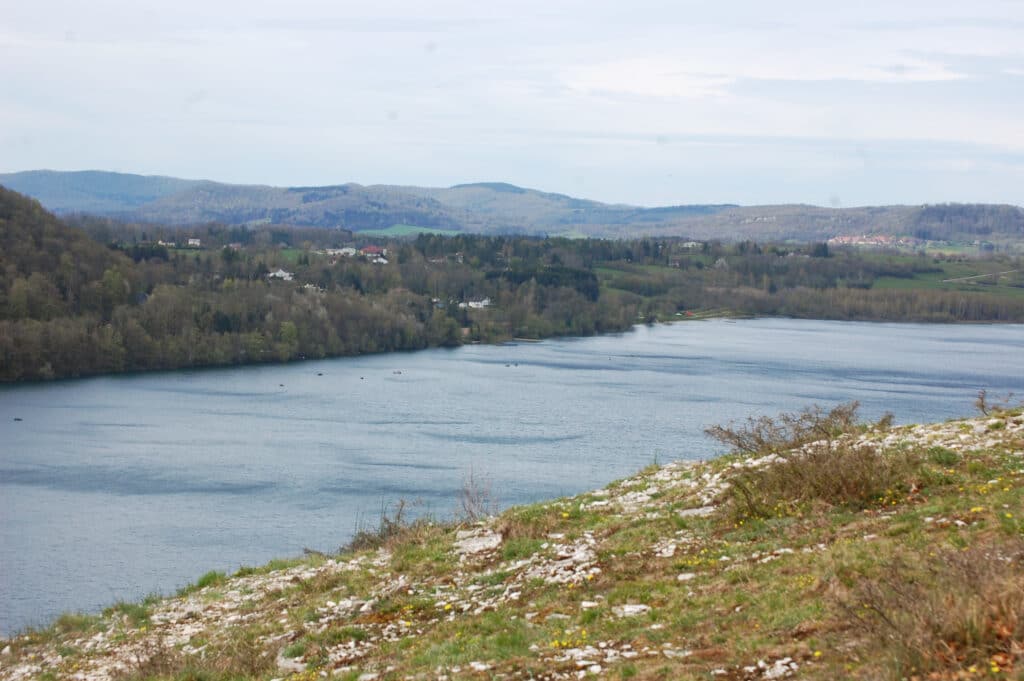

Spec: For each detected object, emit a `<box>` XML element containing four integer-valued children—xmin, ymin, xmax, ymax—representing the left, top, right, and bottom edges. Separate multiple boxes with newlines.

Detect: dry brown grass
<box><xmin>343</xmin><ymin>499</ymin><xmax>427</xmax><ymax>553</ymax></box>
<box><xmin>112</xmin><ymin>636</ymin><xmax>185</xmax><ymax>680</ymax></box>
<box><xmin>837</xmin><ymin>539</ymin><xmax>1024</xmax><ymax>679</ymax></box>
<box><xmin>113</xmin><ymin>626</ymin><xmax>277</xmax><ymax>681</ymax></box>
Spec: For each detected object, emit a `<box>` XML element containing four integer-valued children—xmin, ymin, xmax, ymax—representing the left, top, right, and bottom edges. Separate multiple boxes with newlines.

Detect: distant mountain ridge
<box><xmin>0</xmin><ymin>170</ymin><xmax>205</xmax><ymax>213</ymax></box>
<box><xmin>2</xmin><ymin>169</ymin><xmax>1022</xmax><ymax>243</ymax></box>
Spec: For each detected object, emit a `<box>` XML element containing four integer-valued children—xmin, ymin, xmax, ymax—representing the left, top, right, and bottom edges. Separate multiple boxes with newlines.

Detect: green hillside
<box><xmin>2</xmin><ymin>404</ymin><xmax>1022</xmax><ymax>680</ymax></box>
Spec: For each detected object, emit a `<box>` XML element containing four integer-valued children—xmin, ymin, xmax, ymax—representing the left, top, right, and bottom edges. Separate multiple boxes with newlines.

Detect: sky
<box><xmin>2</xmin><ymin>0</ymin><xmax>1023</xmax><ymax>207</ymax></box>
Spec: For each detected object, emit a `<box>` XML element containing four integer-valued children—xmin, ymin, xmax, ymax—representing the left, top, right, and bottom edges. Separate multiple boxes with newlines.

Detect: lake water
<box><xmin>2</xmin><ymin>318</ymin><xmax>1023</xmax><ymax>635</ymax></box>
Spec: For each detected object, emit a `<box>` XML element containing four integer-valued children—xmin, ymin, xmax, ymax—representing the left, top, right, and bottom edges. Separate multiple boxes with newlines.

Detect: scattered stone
<box><xmin>453</xmin><ymin>529</ymin><xmax>502</xmax><ymax>557</ymax></box>
<box><xmin>663</xmin><ymin>648</ymin><xmax>691</xmax><ymax>659</ymax></box>
<box><xmin>761</xmin><ymin>657</ymin><xmax>799</xmax><ymax>679</ymax></box>
<box><xmin>276</xmin><ymin>651</ymin><xmax>306</xmax><ymax>674</ymax></box>
<box><xmin>612</xmin><ymin>604</ymin><xmax>651</xmax><ymax>617</ymax></box>
<box><xmin>677</xmin><ymin>505</ymin><xmax>715</xmax><ymax>517</ymax></box>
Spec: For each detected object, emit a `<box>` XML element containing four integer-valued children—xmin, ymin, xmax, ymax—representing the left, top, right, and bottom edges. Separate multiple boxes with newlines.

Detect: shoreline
<box><xmin>4</xmin><ymin>311</ymin><xmax>1024</xmax><ymax>387</ymax></box>
<box><xmin>2</xmin><ymin>408</ymin><xmax>1022</xmax><ymax>679</ymax></box>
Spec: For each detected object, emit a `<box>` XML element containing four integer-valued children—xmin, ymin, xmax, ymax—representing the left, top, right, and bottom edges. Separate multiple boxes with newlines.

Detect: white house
<box><xmin>187</xmin><ymin>238</ymin><xmax>201</xmax><ymax>248</ymax></box>
<box><xmin>268</xmin><ymin>269</ymin><xmax>294</xmax><ymax>281</ymax></box>
<box><xmin>325</xmin><ymin>247</ymin><xmax>357</xmax><ymax>257</ymax></box>
<box><xmin>459</xmin><ymin>298</ymin><xmax>492</xmax><ymax>309</ymax></box>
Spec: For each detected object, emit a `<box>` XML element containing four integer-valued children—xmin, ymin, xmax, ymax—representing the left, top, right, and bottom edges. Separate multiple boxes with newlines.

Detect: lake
<box><xmin>2</xmin><ymin>318</ymin><xmax>1023</xmax><ymax>635</ymax></box>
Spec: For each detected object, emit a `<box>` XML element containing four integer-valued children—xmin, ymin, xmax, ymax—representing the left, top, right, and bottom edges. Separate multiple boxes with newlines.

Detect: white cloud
<box><xmin>564</xmin><ymin>60</ymin><xmax>733</xmax><ymax>99</ymax></box>
<box><xmin>560</xmin><ymin>54</ymin><xmax>964</xmax><ymax>104</ymax></box>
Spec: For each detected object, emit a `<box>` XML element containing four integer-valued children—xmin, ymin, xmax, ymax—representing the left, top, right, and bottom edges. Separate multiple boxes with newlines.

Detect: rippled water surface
<box><xmin>2</xmin><ymin>319</ymin><xmax>1023</xmax><ymax>634</ymax></box>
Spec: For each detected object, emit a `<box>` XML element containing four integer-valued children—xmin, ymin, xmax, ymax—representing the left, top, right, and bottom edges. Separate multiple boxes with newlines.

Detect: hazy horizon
<box><xmin>3</xmin><ymin>1</ymin><xmax>1022</xmax><ymax>207</ymax></box>
<box><xmin>10</xmin><ymin>167</ymin><xmax>1024</xmax><ymax>212</ymax></box>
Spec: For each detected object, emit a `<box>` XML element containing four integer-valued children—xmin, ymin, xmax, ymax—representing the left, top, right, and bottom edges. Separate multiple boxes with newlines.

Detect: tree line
<box><xmin>2</xmin><ymin>186</ymin><xmax>1022</xmax><ymax>382</ymax></box>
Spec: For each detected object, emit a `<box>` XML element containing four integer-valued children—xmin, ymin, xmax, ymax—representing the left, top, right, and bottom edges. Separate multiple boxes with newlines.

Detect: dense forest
<box><xmin>2</xmin><ymin>186</ymin><xmax>1023</xmax><ymax>381</ymax></box>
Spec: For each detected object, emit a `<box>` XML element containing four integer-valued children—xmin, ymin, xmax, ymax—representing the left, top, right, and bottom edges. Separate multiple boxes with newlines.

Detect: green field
<box><xmin>872</xmin><ymin>259</ymin><xmax>1024</xmax><ymax>299</ymax></box>
<box><xmin>276</xmin><ymin>248</ymin><xmax>307</xmax><ymax>264</ymax></box>
<box><xmin>356</xmin><ymin>224</ymin><xmax>462</xmax><ymax>237</ymax></box>
<box><xmin>549</xmin><ymin>228</ymin><xmax>589</xmax><ymax>239</ymax></box>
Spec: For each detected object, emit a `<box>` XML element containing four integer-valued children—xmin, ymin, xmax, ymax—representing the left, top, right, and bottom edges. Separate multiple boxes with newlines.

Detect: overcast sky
<box><xmin>2</xmin><ymin>0</ymin><xmax>1023</xmax><ymax>206</ymax></box>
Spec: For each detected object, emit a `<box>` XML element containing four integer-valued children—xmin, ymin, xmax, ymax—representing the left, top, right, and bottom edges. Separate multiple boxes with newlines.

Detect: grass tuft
<box><xmin>177</xmin><ymin>570</ymin><xmax>227</xmax><ymax>597</ymax></box>
<box><xmin>342</xmin><ymin>499</ymin><xmax>436</xmax><ymax>554</ymax></box>
<box><xmin>103</xmin><ymin>601</ymin><xmax>151</xmax><ymax>628</ymax></box>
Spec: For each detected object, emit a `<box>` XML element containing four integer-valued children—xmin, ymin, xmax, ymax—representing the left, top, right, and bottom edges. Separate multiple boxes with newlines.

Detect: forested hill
<box><xmin>4</xmin><ymin>170</ymin><xmax>1023</xmax><ymax>243</ymax></box>
<box><xmin>0</xmin><ymin>187</ymin><xmax>640</xmax><ymax>381</ymax></box>
<box><xmin>0</xmin><ymin>186</ymin><xmax>133</xmax><ymax>321</ymax></box>
<box><xmin>2</xmin><ymin>186</ymin><xmax>1023</xmax><ymax>381</ymax></box>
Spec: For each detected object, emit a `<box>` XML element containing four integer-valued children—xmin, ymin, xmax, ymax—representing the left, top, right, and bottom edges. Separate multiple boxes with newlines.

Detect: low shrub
<box><xmin>707</xmin><ymin>403</ymin><xmax>917</xmax><ymax>519</ymax></box>
<box><xmin>705</xmin><ymin>401</ymin><xmax>865</xmax><ymax>458</ymax></box>
<box><xmin>730</xmin><ymin>439</ymin><xmax>920</xmax><ymax>519</ymax></box>
<box><xmin>459</xmin><ymin>467</ymin><xmax>497</xmax><ymax>521</ymax></box>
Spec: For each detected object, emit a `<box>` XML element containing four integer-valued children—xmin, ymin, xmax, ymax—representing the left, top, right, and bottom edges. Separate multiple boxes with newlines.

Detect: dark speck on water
<box><xmin>1</xmin><ymin>318</ymin><xmax>1022</xmax><ymax>636</ymax></box>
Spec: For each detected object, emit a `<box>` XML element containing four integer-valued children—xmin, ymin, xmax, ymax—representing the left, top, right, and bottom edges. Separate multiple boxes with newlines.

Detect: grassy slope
<box><xmin>871</xmin><ymin>259</ymin><xmax>1024</xmax><ymax>300</ymax></box>
<box><xmin>1</xmin><ymin>409</ymin><xmax>1022</xmax><ymax>681</ymax></box>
